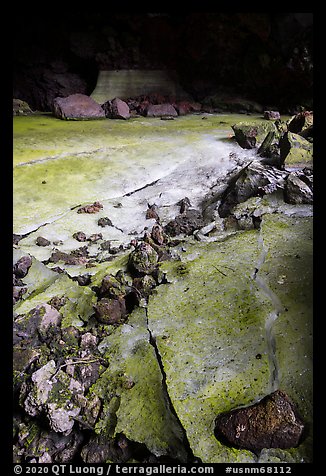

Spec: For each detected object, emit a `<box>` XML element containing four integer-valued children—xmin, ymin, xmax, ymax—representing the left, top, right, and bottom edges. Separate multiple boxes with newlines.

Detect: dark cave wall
<box><xmin>13</xmin><ymin>12</ymin><xmax>313</xmax><ymax>112</ymax></box>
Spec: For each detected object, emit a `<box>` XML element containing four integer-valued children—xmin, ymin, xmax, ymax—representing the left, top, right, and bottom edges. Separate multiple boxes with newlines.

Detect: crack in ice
<box><xmin>253</xmin><ymin>226</ymin><xmax>285</xmax><ymax>392</ymax></box>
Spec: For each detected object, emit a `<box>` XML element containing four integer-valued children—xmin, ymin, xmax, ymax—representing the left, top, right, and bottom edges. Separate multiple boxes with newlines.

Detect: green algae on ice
<box><xmin>147</xmin><ymin>229</ymin><xmax>271</xmax><ymax>463</ymax></box>
<box><xmin>90</xmin><ymin>307</ymin><xmax>189</xmax><ymax>461</ymax></box>
<box><xmin>147</xmin><ymin>214</ymin><xmax>312</xmax><ymax>463</ymax></box>
<box><xmin>257</xmin><ymin>213</ymin><xmax>313</xmax><ymax>462</ymax></box>
<box><xmin>13</xmin><ymin>113</ymin><xmax>286</xmax><ymax>234</ymax></box>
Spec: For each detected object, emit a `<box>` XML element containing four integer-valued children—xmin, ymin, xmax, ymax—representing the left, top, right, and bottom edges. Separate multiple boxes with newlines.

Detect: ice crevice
<box><xmin>144</xmin><ymin>307</ymin><xmax>195</xmax><ymax>461</ymax></box>
<box><xmin>252</xmin><ymin>222</ymin><xmax>285</xmax><ymax>393</ymax></box>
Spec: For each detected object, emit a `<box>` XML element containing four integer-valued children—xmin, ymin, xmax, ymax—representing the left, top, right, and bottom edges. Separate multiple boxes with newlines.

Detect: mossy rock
<box><xmin>232</xmin><ymin>121</ymin><xmax>277</xmax><ymax>149</ymax></box>
<box><xmin>279</xmin><ymin>132</ymin><xmax>313</xmax><ymax>167</ymax></box>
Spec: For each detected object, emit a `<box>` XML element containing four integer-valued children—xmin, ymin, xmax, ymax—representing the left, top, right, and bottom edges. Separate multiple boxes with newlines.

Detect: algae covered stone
<box><xmin>279</xmin><ymin>131</ymin><xmax>313</xmax><ymax>166</ymax></box>
<box><xmin>232</xmin><ymin>121</ymin><xmax>277</xmax><ymax>149</ymax></box>
<box><xmin>128</xmin><ymin>242</ymin><xmax>158</xmax><ymax>275</ymax></box>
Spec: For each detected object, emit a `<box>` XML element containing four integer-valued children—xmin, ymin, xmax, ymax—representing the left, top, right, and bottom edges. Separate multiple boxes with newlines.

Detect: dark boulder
<box><xmin>53</xmin><ymin>94</ymin><xmax>105</xmax><ymax>120</ymax></box>
<box><xmin>214</xmin><ymin>390</ymin><xmax>304</xmax><ymax>451</ymax></box>
<box><xmin>13</xmin><ymin>98</ymin><xmax>33</xmax><ymax>116</ymax></box>
<box><xmin>93</xmin><ymin>297</ymin><xmax>127</xmax><ymax>325</ymax></box>
<box><xmin>174</xmin><ymin>101</ymin><xmax>202</xmax><ymax>115</ymax></box>
<box><xmin>288</xmin><ymin>111</ymin><xmax>313</xmax><ymax>134</ymax></box>
<box><xmin>128</xmin><ymin>242</ymin><xmax>159</xmax><ymax>275</ymax></box>
<box><xmin>36</xmin><ymin>236</ymin><xmax>51</xmax><ymax>247</ymax></box>
<box><xmin>218</xmin><ymin>161</ymin><xmax>287</xmax><ymax>217</ymax></box>
<box><xmin>264</xmin><ymin>110</ymin><xmax>281</xmax><ymax>120</ymax></box>
<box><xmin>279</xmin><ymin>131</ymin><xmax>313</xmax><ymax>167</ymax></box>
<box><xmin>232</xmin><ymin>121</ymin><xmax>277</xmax><ymax>149</ymax></box>
<box><xmin>13</xmin><ymin>255</ymin><xmax>32</xmax><ymax>279</ymax></box>
<box><xmin>284</xmin><ymin>173</ymin><xmax>313</xmax><ymax>204</ymax></box>
<box><xmin>102</xmin><ymin>97</ymin><xmax>130</xmax><ymax>120</ymax></box>
<box><xmin>146</xmin><ymin>103</ymin><xmax>178</xmax><ymax>118</ymax></box>
<box><xmin>164</xmin><ymin>209</ymin><xmax>205</xmax><ymax>237</ymax></box>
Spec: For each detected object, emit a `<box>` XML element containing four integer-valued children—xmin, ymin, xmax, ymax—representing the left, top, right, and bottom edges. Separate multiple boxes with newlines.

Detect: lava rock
<box><xmin>13</xmin><ymin>286</ymin><xmax>27</xmax><ymax>305</ymax></box>
<box><xmin>174</xmin><ymin>100</ymin><xmax>202</xmax><ymax>115</ymax></box>
<box><xmin>73</xmin><ymin>231</ymin><xmax>87</xmax><ymax>242</ymax></box>
<box><xmin>146</xmin><ymin>103</ymin><xmax>178</xmax><ymax>118</ymax></box>
<box><xmin>36</xmin><ymin>236</ymin><xmax>51</xmax><ymax>247</ymax></box>
<box><xmin>264</xmin><ymin>110</ymin><xmax>281</xmax><ymax>120</ymax></box>
<box><xmin>93</xmin><ymin>297</ymin><xmax>127</xmax><ymax>325</ymax></box>
<box><xmin>49</xmin><ymin>250</ymin><xmax>88</xmax><ymax>266</ymax></box>
<box><xmin>77</xmin><ymin>201</ymin><xmax>103</xmax><ymax>213</ymax></box>
<box><xmin>151</xmin><ymin>224</ymin><xmax>166</xmax><ymax>246</ymax></box>
<box><xmin>102</xmin><ymin>97</ymin><xmax>130</xmax><ymax>119</ymax></box>
<box><xmin>53</xmin><ymin>94</ymin><xmax>105</xmax><ymax>120</ymax></box>
<box><xmin>284</xmin><ymin>173</ymin><xmax>313</xmax><ymax>204</ymax></box>
<box><xmin>145</xmin><ymin>204</ymin><xmax>160</xmax><ymax>221</ymax></box>
<box><xmin>98</xmin><ymin>217</ymin><xmax>113</xmax><ymax>227</ymax></box>
<box><xmin>13</xmin><ymin>98</ymin><xmax>33</xmax><ymax>116</ymax></box>
<box><xmin>98</xmin><ymin>274</ymin><xmax>126</xmax><ymax>299</ymax></box>
<box><xmin>214</xmin><ymin>390</ymin><xmax>305</xmax><ymax>451</ymax></box>
<box><xmin>74</xmin><ymin>274</ymin><xmax>92</xmax><ymax>286</ymax></box>
<box><xmin>288</xmin><ymin>111</ymin><xmax>313</xmax><ymax>134</ymax></box>
<box><xmin>88</xmin><ymin>233</ymin><xmax>103</xmax><ymax>242</ymax></box>
<box><xmin>128</xmin><ymin>242</ymin><xmax>159</xmax><ymax>275</ymax></box>
<box><xmin>177</xmin><ymin>197</ymin><xmax>192</xmax><ymax>214</ymax></box>
<box><xmin>164</xmin><ymin>209</ymin><xmax>205</xmax><ymax>237</ymax></box>
<box><xmin>13</xmin><ymin>255</ymin><xmax>32</xmax><ymax>278</ymax></box>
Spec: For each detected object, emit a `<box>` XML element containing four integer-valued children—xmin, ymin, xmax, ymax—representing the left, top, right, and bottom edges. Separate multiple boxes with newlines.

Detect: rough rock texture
<box><xmin>232</xmin><ymin>121</ymin><xmax>277</xmax><ymax>149</ymax></box>
<box><xmin>218</xmin><ymin>161</ymin><xmax>287</xmax><ymax>218</ymax></box>
<box><xmin>214</xmin><ymin>390</ymin><xmax>305</xmax><ymax>451</ymax></box>
<box><xmin>93</xmin><ymin>297</ymin><xmax>127</xmax><ymax>325</ymax></box>
<box><xmin>128</xmin><ymin>243</ymin><xmax>158</xmax><ymax>275</ymax></box>
<box><xmin>13</xmin><ymin>98</ymin><xmax>33</xmax><ymax>115</ymax></box>
<box><xmin>264</xmin><ymin>111</ymin><xmax>281</xmax><ymax>120</ymax></box>
<box><xmin>288</xmin><ymin>111</ymin><xmax>313</xmax><ymax>134</ymax></box>
<box><xmin>146</xmin><ymin>103</ymin><xmax>178</xmax><ymax>118</ymax></box>
<box><xmin>279</xmin><ymin>131</ymin><xmax>313</xmax><ymax>166</ymax></box>
<box><xmin>102</xmin><ymin>97</ymin><xmax>130</xmax><ymax>120</ymax></box>
<box><xmin>285</xmin><ymin>173</ymin><xmax>313</xmax><ymax>204</ymax></box>
<box><xmin>53</xmin><ymin>94</ymin><xmax>105</xmax><ymax>120</ymax></box>
<box><xmin>174</xmin><ymin>101</ymin><xmax>202</xmax><ymax>115</ymax></box>
<box><xmin>13</xmin><ymin>255</ymin><xmax>32</xmax><ymax>278</ymax></box>
<box><xmin>164</xmin><ymin>209</ymin><xmax>205</xmax><ymax>236</ymax></box>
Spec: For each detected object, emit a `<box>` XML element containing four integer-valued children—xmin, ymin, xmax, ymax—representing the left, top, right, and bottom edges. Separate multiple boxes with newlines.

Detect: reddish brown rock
<box><xmin>151</xmin><ymin>224</ymin><xmax>166</xmax><ymax>246</ymax></box>
<box><xmin>146</xmin><ymin>103</ymin><xmax>178</xmax><ymax>118</ymax></box>
<box><xmin>264</xmin><ymin>110</ymin><xmax>281</xmax><ymax>120</ymax></box>
<box><xmin>174</xmin><ymin>101</ymin><xmax>202</xmax><ymax>115</ymax></box>
<box><xmin>53</xmin><ymin>94</ymin><xmax>105</xmax><ymax>120</ymax></box>
<box><xmin>93</xmin><ymin>297</ymin><xmax>127</xmax><ymax>325</ymax></box>
<box><xmin>77</xmin><ymin>201</ymin><xmax>103</xmax><ymax>214</ymax></box>
<box><xmin>214</xmin><ymin>390</ymin><xmax>305</xmax><ymax>451</ymax></box>
<box><xmin>102</xmin><ymin>97</ymin><xmax>130</xmax><ymax>120</ymax></box>
<box><xmin>146</xmin><ymin>204</ymin><xmax>160</xmax><ymax>221</ymax></box>
<box><xmin>13</xmin><ymin>255</ymin><xmax>32</xmax><ymax>278</ymax></box>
